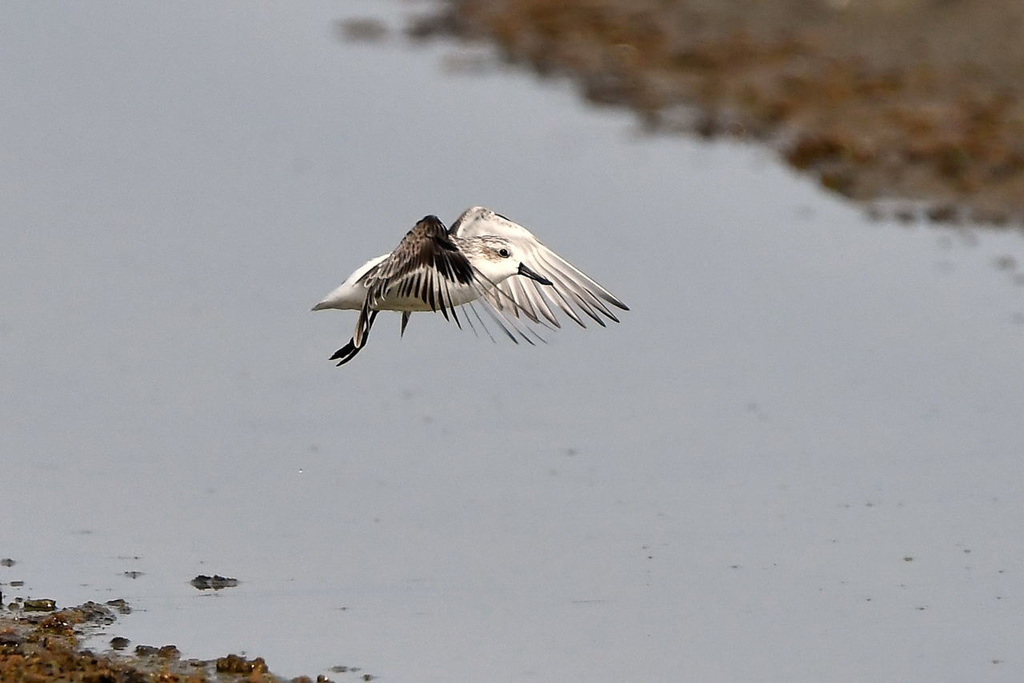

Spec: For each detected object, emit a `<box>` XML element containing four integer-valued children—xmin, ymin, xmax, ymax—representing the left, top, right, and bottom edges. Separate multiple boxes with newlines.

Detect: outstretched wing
<box><xmin>365</xmin><ymin>216</ymin><xmax>473</xmax><ymax>301</ymax></box>
<box><xmin>360</xmin><ymin>215</ymin><xmax>475</xmax><ymax>317</ymax></box>
<box><xmin>331</xmin><ymin>216</ymin><xmax>487</xmax><ymax>361</ymax></box>
<box><xmin>449</xmin><ymin>206</ymin><xmax>629</xmax><ymax>328</ymax></box>
<box><xmin>361</xmin><ymin>214</ymin><xmax>525</xmax><ymax>334</ymax></box>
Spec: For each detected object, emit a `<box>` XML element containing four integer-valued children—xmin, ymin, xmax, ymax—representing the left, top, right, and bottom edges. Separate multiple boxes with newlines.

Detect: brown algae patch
<box><xmin>0</xmin><ymin>597</ymin><xmax>368</xmax><ymax>682</ymax></box>
<box><xmin>417</xmin><ymin>0</ymin><xmax>1024</xmax><ymax>223</ymax></box>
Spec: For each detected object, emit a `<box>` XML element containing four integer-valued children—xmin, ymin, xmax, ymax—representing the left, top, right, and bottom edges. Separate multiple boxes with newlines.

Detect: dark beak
<box><xmin>518</xmin><ymin>262</ymin><xmax>552</xmax><ymax>286</ymax></box>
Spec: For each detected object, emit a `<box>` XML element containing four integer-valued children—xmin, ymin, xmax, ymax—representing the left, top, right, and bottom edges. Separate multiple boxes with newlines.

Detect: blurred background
<box><xmin>2</xmin><ymin>1</ymin><xmax>1023</xmax><ymax>681</ymax></box>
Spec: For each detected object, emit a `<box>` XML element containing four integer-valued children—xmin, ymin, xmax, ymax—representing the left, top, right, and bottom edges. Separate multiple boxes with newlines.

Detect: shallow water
<box><xmin>2</xmin><ymin>2</ymin><xmax>1024</xmax><ymax>681</ymax></box>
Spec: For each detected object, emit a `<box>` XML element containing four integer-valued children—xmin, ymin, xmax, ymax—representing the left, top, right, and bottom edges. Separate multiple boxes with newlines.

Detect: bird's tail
<box><xmin>329</xmin><ymin>302</ymin><xmax>378</xmax><ymax>366</ymax></box>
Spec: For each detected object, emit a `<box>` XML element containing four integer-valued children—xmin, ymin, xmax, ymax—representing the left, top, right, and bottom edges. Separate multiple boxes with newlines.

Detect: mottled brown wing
<box><xmin>361</xmin><ymin>215</ymin><xmax>477</xmax><ymax>316</ymax></box>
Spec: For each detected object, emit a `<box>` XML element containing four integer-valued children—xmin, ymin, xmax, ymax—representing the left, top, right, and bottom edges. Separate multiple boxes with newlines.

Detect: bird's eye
<box><xmin>498</xmin><ymin>248</ymin><xmax>511</xmax><ymax>258</ymax></box>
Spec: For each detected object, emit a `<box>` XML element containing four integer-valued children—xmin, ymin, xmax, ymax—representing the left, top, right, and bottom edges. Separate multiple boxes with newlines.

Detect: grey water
<box><xmin>2</xmin><ymin>2</ymin><xmax>1024</xmax><ymax>681</ymax></box>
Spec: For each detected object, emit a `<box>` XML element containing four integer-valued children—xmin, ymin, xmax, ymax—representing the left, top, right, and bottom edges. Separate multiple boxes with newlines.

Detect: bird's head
<box><xmin>470</xmin><ymin>237</ymin><xmax>552</xmax><ymax>286</ymax></box>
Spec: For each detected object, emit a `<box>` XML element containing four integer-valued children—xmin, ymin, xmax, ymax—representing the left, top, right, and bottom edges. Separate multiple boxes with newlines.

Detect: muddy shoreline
<box><xmin>415</xmin><ymin>0</ymin><xmax>1024</xmax><ymax>225</ymax></box>
<box><xmin>0</xmin><ymin>593</ymin><xmax>371</xmax><ymax>682</ymax></box>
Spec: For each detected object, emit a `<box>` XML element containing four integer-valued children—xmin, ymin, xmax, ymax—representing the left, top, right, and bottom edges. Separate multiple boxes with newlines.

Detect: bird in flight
<box><xmin>312</xmin><ymin>206</ymin><xmax>628</xmax><ymax>365</ymax></box>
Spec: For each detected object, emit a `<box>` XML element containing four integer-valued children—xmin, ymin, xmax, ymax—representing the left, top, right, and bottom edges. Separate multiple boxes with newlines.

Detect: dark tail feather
<box><xmin>330</xmin><ymin>308</ymin><xmax>379</xmax><ymax>366</ymax></box>
<box><xmin>329</xmin><ymin>339</ymin><xmax>361</xmax><ymax>365</ymax></box>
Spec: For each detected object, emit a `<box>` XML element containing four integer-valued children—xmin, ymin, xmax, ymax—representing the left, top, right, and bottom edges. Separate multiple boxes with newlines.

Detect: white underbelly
<box><xmin>375</xmin><ymin>284</ymin><xmax>483</xmax><ymax>312</ymax></box>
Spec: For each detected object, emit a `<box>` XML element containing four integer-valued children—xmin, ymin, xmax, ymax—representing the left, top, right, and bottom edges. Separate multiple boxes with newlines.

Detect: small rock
<box><xmin>216</xmin><ymin>653</ymin><xmax>268</xmax><ymax>674</ymax></box>
<box><xmin>0</xmin><ymin>632</ymin><xmax>25</xmax><ymax>647</ymax></box>
<box><xmin>190</xmin><ymin>574</ymin><xmax>239</xmax><ymax>590</ymax></box>
<box><xmin>24</xmin><ymin>598</ymin><xmax>57</xmax><ymax>612</ymax></box>
<box><xmin>105</xmin><ymin>598</ymin><xmax>131</xmax><ymax>614</ymax></box>
<box><xmin>158</xmin><ymin>644</ymin><xmax>181</xmax><ymax>658</ymax></box>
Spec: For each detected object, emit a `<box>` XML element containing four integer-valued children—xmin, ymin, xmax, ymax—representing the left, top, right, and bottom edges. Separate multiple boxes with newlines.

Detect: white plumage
<box><xmin>313</xmin><ymin>207</ymin><xmax>628</xmax><ymax>365</ymax></box>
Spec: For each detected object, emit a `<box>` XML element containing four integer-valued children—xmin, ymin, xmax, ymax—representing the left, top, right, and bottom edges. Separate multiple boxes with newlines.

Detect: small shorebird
<box><xmin>312</xmin><ymin>206</ymin><xmax>628</xmax><ymax>365</ymax></box>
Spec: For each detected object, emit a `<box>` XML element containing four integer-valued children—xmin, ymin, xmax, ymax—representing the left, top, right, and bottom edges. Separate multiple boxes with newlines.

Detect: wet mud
<box><xmin>414</xmin><ymin>0</ymin><xmax>1024</xmax><ymax>225</ymax></box>
<box><xmin>0</xmin><ymin>594</ymin><xmax>374</xmax><ymax>683</ymax></box>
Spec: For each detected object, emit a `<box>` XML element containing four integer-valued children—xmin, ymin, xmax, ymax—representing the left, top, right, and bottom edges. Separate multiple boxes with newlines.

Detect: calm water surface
<box><xmin>2</xmin><ymin>2</ymin><xmax>1024</xmax><ymax>681</ymax></box>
